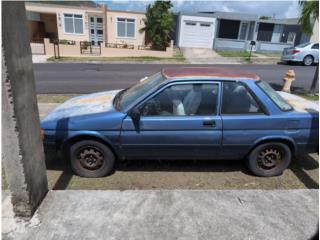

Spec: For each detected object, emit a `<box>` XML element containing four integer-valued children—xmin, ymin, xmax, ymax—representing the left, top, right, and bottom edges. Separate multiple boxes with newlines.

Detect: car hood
<box><xmin>278</xmin><ymin>91</ymin><xmax>318</xmax><ymax>113</ymax></box>
<box><xmin>41</xmin><ymin>89</ymin><xmax>121</xmax><ymax>127</ymax></box>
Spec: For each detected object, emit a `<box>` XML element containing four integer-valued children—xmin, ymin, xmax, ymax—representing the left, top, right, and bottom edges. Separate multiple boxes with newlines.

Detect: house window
<box><xmin>200</xmin><ymin>23</ymin><xmax>211</xmax><ymax>27</ymax></box>
<box><xmin>117</xmin><ymin>18</ymin><xmax>135</xmax><ymax>38</ymax></box>
<box><xmin>239</xmin><ymin>22</ymin><xmax>248</xmax><ymax>40</ymax></box>
<box><xmin>218</xmin><ymin>19</ymin><xmax>240</xmax><ymax>39</ymax></box>
<box><xmin>97</xmin><ymin>18</ymin><xmax>103</xmax><ymax>23</ymax></box>
<box><xmin>97</xmin><ymin>30</ymin><xmax>103</xmax><ymax>35</ymax></box>
<box><xmin>257</xmin><ymin>23</ymin><xmax>274</xmax><ymax>42</ymax></box>
<box><xmin>64</xmin><ymin>14</ymin><xmax>83</xmax><ymax>34</ymax></box>
<box><xmin>185</xmin><ymin>22</ymin><xmax>196</xmax><ymax>26</ymax></box>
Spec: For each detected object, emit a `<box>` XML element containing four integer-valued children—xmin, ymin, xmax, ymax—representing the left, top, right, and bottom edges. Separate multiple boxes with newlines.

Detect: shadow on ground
<box><xmin>45</xmin><ymin>153</ymin><xmax>319</xmax><ymax>191</ymax></box>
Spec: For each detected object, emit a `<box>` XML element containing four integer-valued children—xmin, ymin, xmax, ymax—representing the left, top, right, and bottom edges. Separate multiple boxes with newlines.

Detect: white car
<box><xmin>281</xmin><ymin>42</ymin><xmax>319</xmax><ymax>66</ymax></box>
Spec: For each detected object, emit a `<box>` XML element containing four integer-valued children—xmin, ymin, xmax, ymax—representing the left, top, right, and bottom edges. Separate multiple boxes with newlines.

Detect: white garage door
<box><xmin>180</xmin><ymin>21</ymin><xmax>214</xmax><ymax>49</ymax></box>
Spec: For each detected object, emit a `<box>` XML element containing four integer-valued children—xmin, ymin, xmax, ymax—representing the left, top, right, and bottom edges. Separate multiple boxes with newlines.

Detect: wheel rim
<box><xmin>304</xmin><ymin>56</ymin><xmax>313</xmax><ymax>65</ymax></box>
<box><xmin>257</xmin><ymin>147</ymin><xmax>283</xmax><ymax>170</ymax></box>
<box><xmin>77</xmin><ymin>146</ymin><xmax>104</xmax><ymax>170</ymax></box>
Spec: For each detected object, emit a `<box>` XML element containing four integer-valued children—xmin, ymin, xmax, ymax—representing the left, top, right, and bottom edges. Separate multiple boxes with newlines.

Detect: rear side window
<box><xmin>221</xmin><ymin>82</ymin><xmax>262</xmax><ymax>114</ymax></box>
<box><xmin>312</xmin><ymin>43</ymin><xmax>319</xmax><ymax>49</ymax></box>
<box><xmin>256</xmin><ymin>81</ymin><xmax>293</xmax><ymax>111</ymax></box>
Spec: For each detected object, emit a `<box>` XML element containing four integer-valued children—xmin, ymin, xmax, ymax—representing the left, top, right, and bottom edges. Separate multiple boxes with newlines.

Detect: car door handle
<box><xmin>203</xmin><ymin>120</ymin><xmax>216</xmax><ymax>127</ymax></box>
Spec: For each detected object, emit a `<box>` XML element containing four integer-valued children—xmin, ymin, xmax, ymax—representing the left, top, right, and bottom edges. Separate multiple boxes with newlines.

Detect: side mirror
<box><xmin>129</xmin><ymin>107</ymin><xmax>140</xmax><ymax>131</ymax></box>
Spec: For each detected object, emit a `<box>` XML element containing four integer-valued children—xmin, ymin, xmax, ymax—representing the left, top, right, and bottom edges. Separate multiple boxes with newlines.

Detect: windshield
<box><xmin>117</xmin><ymin>72</ymin><xmax>165</xmax><ymax>111</ymax></box>
<box><xmin>256</xmin><ymin>81</ymin><xmax>293</xmax><ymax>111</ymax></box>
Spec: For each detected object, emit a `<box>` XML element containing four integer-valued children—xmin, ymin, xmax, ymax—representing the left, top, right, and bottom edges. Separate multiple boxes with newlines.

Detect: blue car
<box><xmin>41</xmin><ymin>67</ymin><xmax>319</xmax><ymax>178</ymax></box>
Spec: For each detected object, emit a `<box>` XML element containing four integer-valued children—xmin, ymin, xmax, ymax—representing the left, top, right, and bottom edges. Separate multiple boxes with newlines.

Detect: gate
<box><xmin>80</xmin><ymin>41</ymin><xmax>101</xmax><ymax>55</ymax></box>
<box><xmin>30</xmin><ymin>39</ymin><xmax>45</xmax><ymax>55</ymax></box>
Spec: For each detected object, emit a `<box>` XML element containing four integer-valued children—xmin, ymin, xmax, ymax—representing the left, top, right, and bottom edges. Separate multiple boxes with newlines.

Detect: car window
<box><xmin>312</xmin><ymin>43</ymin><xmax>319</xmax><ymax>49</ymax></box>
<box><xmin>256</xmin><ymin>81</ymin><xmax>293</xmax><ymax>111</ymax></box>
<box><xmin>295</xmin><ymin>42</ymin><xmax>311</xmax><ymax>48</ymax></box>
<box><xmin>140</xmin><ymin>83</ymin><xmax>219</xmax><ymax>116</ymax></box>
<box><xmin>221</xmin><ymin>82</ymin><xmax>262</xmax><ymax>114</ymax></box>
<box><xmin>119</xmin><ymin>72</ymin><xmax>164</xmax><ymax>110</ymax></box>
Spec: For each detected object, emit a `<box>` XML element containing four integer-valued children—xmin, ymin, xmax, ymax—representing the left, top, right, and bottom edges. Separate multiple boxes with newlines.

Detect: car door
<box><xmin>311</xmin><ymin>43</ymin><xmax>319</xmax><ymax>62</ymax></box>
<box><xmin>120</xmin><ymin>81</ymin><xmax>222</xmax><ymax>160</ymax></box>
<box><xmin>220</xmin><ymin>81</ymin><xmax>271</xmax><ymax>159</ymax></box>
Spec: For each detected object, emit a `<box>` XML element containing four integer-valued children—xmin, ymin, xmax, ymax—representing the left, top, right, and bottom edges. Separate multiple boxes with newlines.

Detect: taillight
<box><xmin>292</xmin><ymin>49</ymin><xmax>300</xmax><ymax>54</ymax></box>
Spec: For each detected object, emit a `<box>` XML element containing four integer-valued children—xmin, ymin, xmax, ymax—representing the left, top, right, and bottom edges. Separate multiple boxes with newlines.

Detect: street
<box><xmin>33</xmin><ymin>63</ymin><xmax>318</xmax><ymax>94</ymax></box>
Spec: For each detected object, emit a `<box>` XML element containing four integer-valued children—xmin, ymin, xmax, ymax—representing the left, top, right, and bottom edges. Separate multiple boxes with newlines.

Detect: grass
<box><xmin>293</xmin><ymin>92</ymin><xmax>319</xmax><ymax>101</ymax></box>
<box><xmin>37</xmin><ymin>94</ymin><xmax>79</xmax><ymax>103</ymax></box>
<box><xmin>255</xmin><ymin>52</ymin><xmax>281</xmax><ymax>58</ymax></box>
<box><xmin>216</xmin><ymin>50</ymin><xmax>256</xmax><ymax>58</ymax></box>
<box><xmin>47</xmin><ymin>48</ymin><xmax>186</xmax><ymax>63</ymax></box>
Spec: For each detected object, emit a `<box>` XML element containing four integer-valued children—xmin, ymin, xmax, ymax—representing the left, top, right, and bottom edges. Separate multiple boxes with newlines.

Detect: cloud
<box><xmin>103</xmin><ymin>0</ymin><xmax>301</xmax><ymax>18</ymax></box>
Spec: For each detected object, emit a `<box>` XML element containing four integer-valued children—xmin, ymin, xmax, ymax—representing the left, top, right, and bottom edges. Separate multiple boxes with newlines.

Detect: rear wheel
<box><xmin>303</xmin><ymin>55</ymin><xmax>314</xmax><ymax>66</ymax></box>
<box><xmin>70</xmin><ymin>140</ymin><xmax>115</xmax><ymax>178</ymax></box>
<box><xmin>246</xmin><ymin>142</ymin><xmax>291</xmax><ymax>177</ymax></box>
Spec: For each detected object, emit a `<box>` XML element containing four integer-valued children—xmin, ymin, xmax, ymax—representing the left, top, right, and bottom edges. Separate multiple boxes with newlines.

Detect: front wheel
<box><xmin>246</xmin><ymin>142</ymin><xmax>291</xmax><ymax>177</ymax></box>
<box><xmin>70</xmin><ymin>140</ymin><xmax>115</xmax><ymax>178</ymax></box>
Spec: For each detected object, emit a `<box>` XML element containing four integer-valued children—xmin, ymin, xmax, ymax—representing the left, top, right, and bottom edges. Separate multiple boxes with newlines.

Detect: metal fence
<box><xmin>80</xmin><ymin>41</ymin><xmax>101</xmax><ymax>55</ymax></box>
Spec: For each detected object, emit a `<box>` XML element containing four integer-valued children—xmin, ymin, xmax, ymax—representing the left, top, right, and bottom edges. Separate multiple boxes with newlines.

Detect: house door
<box><xmin>89</xmin><ymin>16</ymin><xmax>104</xmax><ymax>45</ymax></box>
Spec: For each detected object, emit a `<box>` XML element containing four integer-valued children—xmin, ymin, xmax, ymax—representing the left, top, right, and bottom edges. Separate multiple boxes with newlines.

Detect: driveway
<box><xmin>3</xmin><ymin>190</ymin><xmax>318</xmax><ymax>240</ymax></box>
<box><xmin>181</xmin><ymin>47</ymin><xmax>240</xmax><ymax>64</ymax></box>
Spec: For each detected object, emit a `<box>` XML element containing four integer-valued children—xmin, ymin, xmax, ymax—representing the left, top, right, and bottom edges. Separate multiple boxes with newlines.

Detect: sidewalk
<box><xmin>3</xmin><ymin>189</ymin><xmax>318</xmax><ymax>240</ymax></box>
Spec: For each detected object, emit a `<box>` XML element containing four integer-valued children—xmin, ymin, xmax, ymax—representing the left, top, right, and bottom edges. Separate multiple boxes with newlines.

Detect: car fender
<box><xmin>60</xmin><ymin>130</ymin><xmax>120</xmax><ymax>157</ymax></box>
<box><xmin>248</xmin><ymin>136</ymin><xmax>297</xmax><ymax>154</ymax></box>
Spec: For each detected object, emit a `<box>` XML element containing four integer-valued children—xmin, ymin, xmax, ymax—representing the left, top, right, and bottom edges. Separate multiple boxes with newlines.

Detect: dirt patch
<box><xmin>43</xmin><ymin>153</ymin><xmax>319</xmax><ymax>190</ymax></box>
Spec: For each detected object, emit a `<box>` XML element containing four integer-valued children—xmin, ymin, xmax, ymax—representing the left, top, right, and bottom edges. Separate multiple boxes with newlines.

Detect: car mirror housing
<box><xmin>129</xmin><ymin>107</ymin><xmax>141</xmax><ymax>131</ymax></box>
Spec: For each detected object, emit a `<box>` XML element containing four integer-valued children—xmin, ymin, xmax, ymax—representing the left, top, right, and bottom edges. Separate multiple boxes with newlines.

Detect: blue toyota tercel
<box><xmin>41</xmin><ymin>67</ymin><xmax>319</xmax><ymax>178</ymax></box>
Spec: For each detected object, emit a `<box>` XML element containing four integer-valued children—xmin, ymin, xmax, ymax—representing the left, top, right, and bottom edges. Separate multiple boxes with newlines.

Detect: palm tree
<box><xmin>140</xmin><ymin>1</ymin><xmax>174</xmax><ymax>50</ymax></box>
<box><xmin>299</xmin><ymin>0</ymin><xmax>319</xmax><ymax>95</ymax></box>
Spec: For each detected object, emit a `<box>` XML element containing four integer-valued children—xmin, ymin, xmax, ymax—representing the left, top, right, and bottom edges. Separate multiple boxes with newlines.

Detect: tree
<box><xmin>140</xmin><ymin>1</ymin><xmax>174</xmax><ymax>50</ymax></box>
<box><xmin>299</xmin><ymin>0</ymin><xmax>319</xmax><ymax>95</ymax></box>
<box><xmin>259</xmin><ymin>16</ymin><xmax>271</xmax><ymax>20</ymax></box>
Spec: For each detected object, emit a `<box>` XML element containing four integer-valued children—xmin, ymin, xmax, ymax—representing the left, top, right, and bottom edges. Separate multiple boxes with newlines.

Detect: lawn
<box><xmin>216</xmin><ymin>50</ymin><xmax>256</xmax><ymax>58</ymax></box>
<box><xmin>47</xmin><ymin>48</ymin><xmax>186</xmax><ymax>63</ymax></box>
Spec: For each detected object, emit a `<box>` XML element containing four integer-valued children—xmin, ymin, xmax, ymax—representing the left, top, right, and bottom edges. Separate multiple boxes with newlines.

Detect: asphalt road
<box><xmin>33</xmin><ymin>63</ymin><xmax>317</xmax><ymax>94</ymax></box>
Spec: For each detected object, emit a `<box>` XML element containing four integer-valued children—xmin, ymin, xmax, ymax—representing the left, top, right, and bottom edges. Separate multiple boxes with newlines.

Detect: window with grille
<box><xmin>117</xmin><ymin>18</ymin><xmax>135</xmax><ymax>38</ymax></box>
<box><xmin>64</xmin><ymin>14</ymin><xmax>83</xmax><ymax>34</ymax></box>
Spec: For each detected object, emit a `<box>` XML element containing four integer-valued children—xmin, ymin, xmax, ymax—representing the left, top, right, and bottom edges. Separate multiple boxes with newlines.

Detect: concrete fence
<box><xmin>43</xmin><ymin>38</ymin><xmax>174</xmax><ymax>58</ymax></box>
<box><xmin>214</xmin><ymin>38</ymin><xmax>293</xmax><ymax>52</ymax></box>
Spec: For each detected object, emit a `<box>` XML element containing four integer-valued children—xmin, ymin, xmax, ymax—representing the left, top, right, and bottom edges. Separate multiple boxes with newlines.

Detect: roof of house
<box><xmin>258</xmin><ymin>18</ymin><xmax>300</xmax><ymax>25</ymax></box>
<box><xmin>162</xmin><ymin>67</ymin><xmax>260</xmax><ymax>80</ymax></box>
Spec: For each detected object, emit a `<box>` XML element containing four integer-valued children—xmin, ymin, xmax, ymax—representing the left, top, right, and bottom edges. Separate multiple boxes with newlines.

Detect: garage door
<box><xmin>180</xmin><ymin>21</ymin><xmax>214</xmax><ymax>49</ymax></box>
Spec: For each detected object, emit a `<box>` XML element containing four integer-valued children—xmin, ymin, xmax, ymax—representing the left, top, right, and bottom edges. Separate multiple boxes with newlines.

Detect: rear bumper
<box><xmin>281</xmin><ymin>55</ymin><xmax>302</xmax><ymax>62</ymax></box>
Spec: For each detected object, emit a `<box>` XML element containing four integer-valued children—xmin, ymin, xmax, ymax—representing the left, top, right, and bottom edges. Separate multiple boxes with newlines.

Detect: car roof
<box><xmin>161</xmin><ymin>67</ymin><xmax>260</xmax><ymax>81</ymax></box>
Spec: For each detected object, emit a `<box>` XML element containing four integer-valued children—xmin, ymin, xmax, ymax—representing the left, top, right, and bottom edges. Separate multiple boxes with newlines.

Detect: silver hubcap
<box><xmin>304</xmin><ymin>57</ymin><xmax>313</xmax><ymax>65</ymax></box>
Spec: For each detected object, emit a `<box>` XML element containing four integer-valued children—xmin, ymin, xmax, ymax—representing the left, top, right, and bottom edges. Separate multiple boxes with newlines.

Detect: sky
<box><xmin>100</xmin><ymin>0</ymin><xmax>301</xmax><ymax>19</ymax></box>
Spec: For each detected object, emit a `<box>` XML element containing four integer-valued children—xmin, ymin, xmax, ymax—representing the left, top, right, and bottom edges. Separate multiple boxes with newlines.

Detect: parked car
<box><xmin>41</xmin><ymin>67</ymin><xmax>319</xmax><ymax>178</ymax></box>
<box><xmin>281</xmin><ymin>42</ymin><xmax>319</xmax><ymax>66</ymax></box>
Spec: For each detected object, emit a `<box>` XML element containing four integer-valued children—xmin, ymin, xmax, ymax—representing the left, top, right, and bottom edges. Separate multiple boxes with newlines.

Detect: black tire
<box><xmin>246</xmin><ymin>142</ymin><xmax>291</xmax><ymax>177</ymax></box>
<box><xmin>303</xmin><ymin>55</ymin><xmax>314</xmax><ymax>66</ymax></box>
<box><xmin>70</xmin><ymin>140</ymin><xmax>115</xmax><ymax>178</ymax></box>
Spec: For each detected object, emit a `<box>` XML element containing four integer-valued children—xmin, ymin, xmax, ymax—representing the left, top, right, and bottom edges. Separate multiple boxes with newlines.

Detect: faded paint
<box><xmin>278</xmin><ymin>91</ymin><xmax>319</xmax><ymax>112</ymax></box>
<box><xmin>162</xmin><ymin>67</ymin><xmax>260</xmax><ymax>80</ymax></box>
<box><xmin>43</xmin><ymin>89</ymin><xmax>121</xmax><ymax>122</ymax></box>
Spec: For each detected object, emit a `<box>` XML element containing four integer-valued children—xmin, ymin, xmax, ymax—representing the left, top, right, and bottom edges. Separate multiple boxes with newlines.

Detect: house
<box><xmin>177</xmin><ymin>11</ymin><xmax>312</xmax><ymax>52</ymax></box>
<box><xmin>25</xmin><ymin>2</ymin><xmax>146</xmax><ymax>47</ymax></box>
